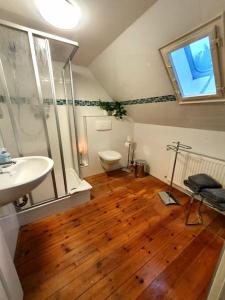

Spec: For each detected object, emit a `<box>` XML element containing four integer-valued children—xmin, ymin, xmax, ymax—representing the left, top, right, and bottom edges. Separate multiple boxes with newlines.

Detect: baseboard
<box><xmin>17</xmin><ymin>189</ymin><xmax>91</xmax><ymax>226</ymax></box>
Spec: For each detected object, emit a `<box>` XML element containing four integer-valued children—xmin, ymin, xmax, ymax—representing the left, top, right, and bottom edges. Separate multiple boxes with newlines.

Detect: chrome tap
<box><xmin>0</xmin><ymin>167</ymin><xmax>11</xmax><ymax>174</ymax></box>
<box><xmin>0</xmin><ymin>160</ymin><xmax>16</xmax><ymax>167</ymax></box>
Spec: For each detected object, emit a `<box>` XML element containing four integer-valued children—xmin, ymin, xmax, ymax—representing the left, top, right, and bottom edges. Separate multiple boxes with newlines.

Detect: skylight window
<box><xmin>160</xmin><ymin>15</ymin><xmax>225</xmax><ymax>104</ymax></box>
<box><xmin>169</xmin><ymin>36</ymin><xmax>216</xmax><ymax>98</ymax></box>
<box><xmin>185</xmin><ymin>37</ymin><xmax>213</xmax><ymax>80</ymax></box>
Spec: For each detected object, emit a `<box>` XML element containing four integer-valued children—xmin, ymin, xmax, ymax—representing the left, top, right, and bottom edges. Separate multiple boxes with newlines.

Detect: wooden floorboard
<box><xmin>15</xmin><ymin>170</ymin><xmax>225</xmax><ymax>300</ymax></box>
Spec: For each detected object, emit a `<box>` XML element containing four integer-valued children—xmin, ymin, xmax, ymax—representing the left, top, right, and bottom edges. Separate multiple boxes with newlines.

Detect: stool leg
<box><xmin>197</xmin><ymin>198</ymin><xmax>203</xmax><ymax>225</ymax></box>
<box><xmin>185</xmin><ymin>194</ymin><xmax>203</xmax><ymax>225</ymax></box>
<box><xmin>185</xmin><ymin>194</ymin><xmax>194</xmax><ymax>225</ymax></box>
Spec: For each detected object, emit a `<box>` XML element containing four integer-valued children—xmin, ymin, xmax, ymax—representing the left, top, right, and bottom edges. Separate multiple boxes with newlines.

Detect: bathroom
<box><xmin>0</xmin><ymin>0</ymin><xmax>225</xmax><ymax>299</ymax></box>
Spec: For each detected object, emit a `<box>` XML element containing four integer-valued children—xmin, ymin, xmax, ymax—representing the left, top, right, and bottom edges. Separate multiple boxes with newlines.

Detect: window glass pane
<box><xmin>169</xmin><ymin>36</ymin><xmax>216</xmax><ymax>98</ymax></box>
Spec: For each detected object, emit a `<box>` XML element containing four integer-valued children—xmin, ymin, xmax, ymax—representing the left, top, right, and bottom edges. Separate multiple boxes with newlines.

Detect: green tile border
<box><xmin>121</xmin><ymin>95</ymin><xmax>176</xmax><ymax>105</ymax></box>
<box><xmin>0</xmin><ymin>95</ymin><xmax>176</xmax><ymax>106</ymax></box>
<box><xmin>74</xmin><ymin>100</ymin><xmax>101</xmax><ymax>106</ymax></box>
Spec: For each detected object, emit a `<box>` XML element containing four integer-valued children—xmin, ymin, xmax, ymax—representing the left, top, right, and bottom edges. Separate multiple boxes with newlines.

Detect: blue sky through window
<box><xmin>185</xmin><ymin>37</ymin><xmax>213</xmax><ymax>79</ymax></box>
<box><xmin>169</xmin><ymin>36</ymin><xmax>216</xmax><ymax>97</ymax></box>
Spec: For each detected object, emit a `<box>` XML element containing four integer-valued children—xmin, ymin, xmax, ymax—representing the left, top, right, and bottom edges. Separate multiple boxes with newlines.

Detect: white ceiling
<box><xmin>0</xmin><ymin>0</ymin><xmax>157</xmax><ymax>65</ymax></box>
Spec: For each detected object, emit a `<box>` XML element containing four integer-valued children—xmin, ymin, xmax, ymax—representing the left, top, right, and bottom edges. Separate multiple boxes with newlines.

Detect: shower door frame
<box><xmin>0</xmin><ymin>18</ymin><xmax>81</xmax><ymax>207</ymax></box>
<box><xmin>62</xmin><ymin>59</ymin><xmax>82</xmax><ymax>178</ymax></box>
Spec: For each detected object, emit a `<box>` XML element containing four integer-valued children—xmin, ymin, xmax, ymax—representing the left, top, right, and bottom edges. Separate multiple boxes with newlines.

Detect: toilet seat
<box><xmin>98</xmin><ymin>150</ymin><xmax>122</xmax><ymax>162</ymax></box>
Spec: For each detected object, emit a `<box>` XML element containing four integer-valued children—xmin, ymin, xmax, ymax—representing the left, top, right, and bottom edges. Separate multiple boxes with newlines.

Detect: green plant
<box><xmin>99</xmin><ymin>101</ymin><xmax>127</xmax><ymax>119</ymax></box>
<box><xmin>99</xmin><ymin>101</ymin><xmax>115</xmax><ymax>113</ymax></box>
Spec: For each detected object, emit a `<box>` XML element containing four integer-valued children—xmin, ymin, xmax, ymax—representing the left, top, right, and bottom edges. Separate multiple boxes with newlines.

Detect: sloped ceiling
<box><xmin>0</xmin><ymin>0</ymin><xmax>157</xmax><ymax>65</ymax></box>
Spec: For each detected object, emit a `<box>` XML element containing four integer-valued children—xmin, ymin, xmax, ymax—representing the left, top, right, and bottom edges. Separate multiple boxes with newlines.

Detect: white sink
<box><xmin>0</xmin><ymin>156</ymin><xmax>54</xmax><ymax>207</ymax></box>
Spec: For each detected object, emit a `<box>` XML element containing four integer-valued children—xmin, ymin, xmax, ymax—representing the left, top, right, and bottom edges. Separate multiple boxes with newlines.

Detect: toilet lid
<box><xmin>98</xmin><ymin>150</ymin><xmax>122</xmax><ymax>161</ymax></box>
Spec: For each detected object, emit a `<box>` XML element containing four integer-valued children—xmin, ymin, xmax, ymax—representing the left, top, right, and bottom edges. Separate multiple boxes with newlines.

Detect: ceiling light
<box><xmin>36</xmin><ymin>0</ymin><xmax>81</xmax><ymax>29</ymax></box>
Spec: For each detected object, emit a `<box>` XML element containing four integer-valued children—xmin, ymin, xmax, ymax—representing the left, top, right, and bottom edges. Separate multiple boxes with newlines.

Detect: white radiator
<box><xmin>168</xmin><ymin>151</ymin><xmax>225</xmax><ymax>189</ymax></box>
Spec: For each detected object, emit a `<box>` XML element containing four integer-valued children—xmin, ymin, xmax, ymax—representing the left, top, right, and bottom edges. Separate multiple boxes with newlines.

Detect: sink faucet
<box><xmin>0</xmin><ymin>167</ymin><xmax>11</xmax><ymax>174</ymax></box>
<box><xmin>0</xmin><ymin>160</ymin><xmax>16</xmax><ymax>167</ymax></box>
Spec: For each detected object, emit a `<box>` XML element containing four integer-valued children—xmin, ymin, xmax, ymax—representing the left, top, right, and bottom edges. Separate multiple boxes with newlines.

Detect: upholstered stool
<box><xmin>200</xmin><ymin>188</ymin><xmax>225</xmax><ymax>211</ymax></box>
<box><xmin>184</xmin><ymin>174</ymin><xmax>222</xmax><ymax>225</ymax></box>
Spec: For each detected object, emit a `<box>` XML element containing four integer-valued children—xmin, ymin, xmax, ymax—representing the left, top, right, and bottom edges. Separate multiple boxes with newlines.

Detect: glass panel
<box><xmin>64</xmin><ymin>63</ymin><xmax>79</xmax><ymax>174</ymax></box>
<box><xmin>33</xmin><ymin>36</ymin><xmax>66</xmax><ymax>198</ymax></box>
<box><xmin>169</xmin><ymin>36</ymin><xmax>217</xmax><ymax>98</ymax></box>
<box><xmin>0</xmin><ymin>25</ymin><xmax>80</xmax><ymax>206</ymax></box>
<box><xmin>0</xmin><ymin>97</ymin><xmax>18</xmax><ymax>157</ymax></box>
<box><xmin>50</xmin><ymin>38</ymin><xmax>81</xmax><ymax>192</ymax></box>
<box><xmin>52</xmin><ymin>60</ymin><xmax>80</xmax><ymax>191</ymax></box>
<box><xmin>0</xmin><ymin>25</ymin><xmax>54</xmax><ymax>206</ymax></box>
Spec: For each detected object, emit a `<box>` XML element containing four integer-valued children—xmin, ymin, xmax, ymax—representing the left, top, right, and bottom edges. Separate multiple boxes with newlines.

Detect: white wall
<box><xmin>90</xmin><ymin>0</ymin><xmax>225</xmax><ymax>101</ymax></box>
<box><xmin>82</xmin><ymin>116</ymin><xmax>133</xmax><ymax>177</ymax></box>
<box><xmin>89</xmin><ymin>0</ymin><xmax>225</xmax><ymax>182</ymax></box>
<box><xmin>89</xmin><ymin>0</ymin><xmax>225</xmax><ymax>132</ymax></box>
<box><xmin>52</xmin><ymin>62</ymin><xmax>112</xmax><ymax>100</ymax></box>
<box><xmin>71</xmin><ymin>64</ymin><xmax>115</xmax><ymax>176</ymax></box>
<box><xmin>134</xmin><ymin>123</ymin><xmax>225</xmax><ymax>182</ymax></box>
<box><xmin>207</xmin><ymin>246</ymin><xmax>225</xmax><ymax>300</ymax></box>
<box><xmin>0</xmin><ymin>280</ymin><xmax>8</xmax><ymax>300</ymax></box>
<box><xmin>125</xmin><ymin>101</ymin><xmax>225</xmax><ymax>132</ymax></box>
<box><xmin>0</xmin><ymin>205</ymin><xmax>19</xmax><ymax>258</ymax></box>
<box><xmin>72</xmin><ymin>65</ymin><xmax>112</xmax><ymax>101</ymax></box>
<box><xmin>0</xmin><ymin>226</ymin><xmax>23</xmax><ymax>300</ymax></box>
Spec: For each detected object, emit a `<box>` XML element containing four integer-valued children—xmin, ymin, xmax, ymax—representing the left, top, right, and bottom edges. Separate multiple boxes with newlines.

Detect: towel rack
<box><xmin>158</xmin><ymin>141</ymin><xmax>192</xmax><ymax>205</ymax></box>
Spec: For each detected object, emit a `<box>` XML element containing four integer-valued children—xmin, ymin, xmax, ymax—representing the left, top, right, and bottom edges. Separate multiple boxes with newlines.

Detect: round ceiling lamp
<box><xmin>36</xmin><ymin>0</ymin><xmax>82</xmax><ymax>29</ymax></box>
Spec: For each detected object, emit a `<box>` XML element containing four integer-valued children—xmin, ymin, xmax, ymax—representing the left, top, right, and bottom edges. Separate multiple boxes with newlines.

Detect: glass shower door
<box><xmin>33</xmin><ymin>36</ymin><xmax>67</xmax><ymax>198</ymax></box>
<box><xmin>63</xmin><ymin>61</ymin><xmax>80</xmax><ymax>177</ymax></box>
<box><xmin>33</xmin><ymin>36</ymin><xmax>81</xmax><ymax>198</ymax></box>
<box><xmin>0</xmin><ymin>22</ymin><xmax>80</xmax><ymax>208</ymax></box>
<box><xmin>0</xmin><ymin>25</ymin><xmax>56</xmax><ymax>207</ymax></box>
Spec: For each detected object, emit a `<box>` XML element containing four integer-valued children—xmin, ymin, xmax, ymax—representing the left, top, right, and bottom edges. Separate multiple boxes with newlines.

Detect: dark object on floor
<box><xmin>184</xmin><ymin>174</ymin><xmax>224</xmax><ymax>225</ymax></box>
<box><xmin>187</xmin><ymin>174</ymin><xmax>222</xmax><ymax>193</ymax></box>
<box><xmin>135</xmin><ymin>160</ymin><xmax>146</xmax><ymax>178</ymax></box>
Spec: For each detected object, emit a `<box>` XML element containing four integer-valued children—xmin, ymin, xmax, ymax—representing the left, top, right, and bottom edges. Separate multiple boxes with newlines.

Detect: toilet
<box><xmin>98</xmin><ymin>150</ymin><xmax>122</xmax><ymax>171</ymax></box>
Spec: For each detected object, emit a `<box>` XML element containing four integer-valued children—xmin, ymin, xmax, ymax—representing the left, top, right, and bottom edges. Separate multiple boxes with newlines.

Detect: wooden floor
<box><xmin>15</xmin><ymin>171</ymin><xmax>225</xmax><ymax>300</ymax></box>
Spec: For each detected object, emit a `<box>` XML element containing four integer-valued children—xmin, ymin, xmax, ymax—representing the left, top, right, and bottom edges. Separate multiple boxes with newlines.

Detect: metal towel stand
<box><xmin>158</xmin><ymin>141</ymin><xmax>192</xmax><ymax>205</ymax></box>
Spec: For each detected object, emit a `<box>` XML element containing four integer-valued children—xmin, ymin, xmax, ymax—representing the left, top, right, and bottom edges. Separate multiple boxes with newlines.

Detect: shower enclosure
<box><xmin>0</xmin><ymin>19</ymin><xmax>81</xmax><ymax>209</ymax></box>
